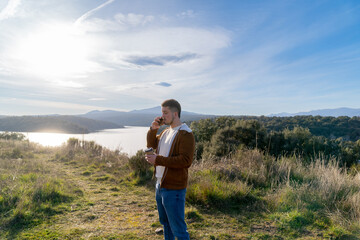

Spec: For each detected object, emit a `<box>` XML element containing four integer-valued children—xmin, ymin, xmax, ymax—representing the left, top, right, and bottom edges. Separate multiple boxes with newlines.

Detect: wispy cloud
<box><xmin>0</xmin><ymin>0</ymin><xmax>21</xmax><ymax>20</ymax></box>
<box><xmin>52</xmin><ymin>80</ymin><xmax>84</xmax><ymax>88</ymax></box>
<box><xmin>89</xmin><ymin>98</ymin><xmax>106</xmax><ymax>101</ymax></box>
<box><xmin>75</xmin><ymin>13</ymin><xmax>155</xmax><ymax>33</ymax></box>
<box><xmin>177</xmin><ymin>10</ymin><xmax>196</xmax><ymax>18</ymax></box>
<box><xmin>110</xmin><ymin>81</ymin><xmax>172</xmax><ymax>93</ymax></box>
<box><xmin>0</xmin><ymin>97</ymin><xmax>114</xmax><ymax>115</ymax></box>
<box><xmin>96</xmin><ymin>27</ymin><xmax>230</xmax><ymax>72</ymax></box>
<box><xmin>155</xmin><ymin>82</ymin><xmax>172</xmax><ymax>87</ymax></box>
<box><xmin>115</xmin><ymin>13</ymin><xmax>154</xmax><ymax>26</ymax></box>
<box><xmin>124</xmin><ymin>53</ymin><xmax>199</xmax><ymax>67</ymax></box>
<box><xmin>74</xmin><ymin>0</ymin><xmax>115</xmax><ymax>26</ymax></box>
<box><xmin>112</xmin><ymin>83</ymin><xmax>149</xmax><ymax>92</ymax></box>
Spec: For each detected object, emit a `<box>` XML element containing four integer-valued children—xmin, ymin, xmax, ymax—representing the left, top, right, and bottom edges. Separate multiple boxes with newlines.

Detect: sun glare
<box><xmin>12</xmin><ymin>23</ymin><xmax>95</xmax><ymax>79</ymax></box>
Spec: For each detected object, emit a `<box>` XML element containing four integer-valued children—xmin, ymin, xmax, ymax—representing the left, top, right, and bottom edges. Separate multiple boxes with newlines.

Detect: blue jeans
<box><xmin>155</xmin><ymin>183</ymin><xmax>190</xmax><ymax>240</ymax></box>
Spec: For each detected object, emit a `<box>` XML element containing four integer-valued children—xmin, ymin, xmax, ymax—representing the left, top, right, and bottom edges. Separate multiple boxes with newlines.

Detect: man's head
<box><xmin>161</xmin><ymin>99</ymin><xmax>181</xmax><ymax>125</ymax></box>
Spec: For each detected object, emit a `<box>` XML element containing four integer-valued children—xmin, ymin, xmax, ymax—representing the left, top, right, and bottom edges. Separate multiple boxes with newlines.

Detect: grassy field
<box><xmin>1</xmin><ymin>137</ymin><xmax>360</xmax><ymax>239</ymax></box>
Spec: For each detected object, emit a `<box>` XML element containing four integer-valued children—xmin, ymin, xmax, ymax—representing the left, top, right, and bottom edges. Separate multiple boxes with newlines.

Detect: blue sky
<box><xmin>1</xmin><ymin>0</ymin><xmax>360</xmax><ymax>116</ymax></box>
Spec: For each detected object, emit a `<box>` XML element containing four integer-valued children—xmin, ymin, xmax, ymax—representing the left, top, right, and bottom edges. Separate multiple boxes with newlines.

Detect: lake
<box><xmin>22</xmin><ymin>126</ymin><xmax>149</xmax><ymax>156</ymax></box>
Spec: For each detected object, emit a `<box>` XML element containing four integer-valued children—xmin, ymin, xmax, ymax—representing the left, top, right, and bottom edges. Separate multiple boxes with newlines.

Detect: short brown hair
<box><xmin>162</xmin><ymin>99</ymin><xmax>181</xmax><ymax>118</ymax></box>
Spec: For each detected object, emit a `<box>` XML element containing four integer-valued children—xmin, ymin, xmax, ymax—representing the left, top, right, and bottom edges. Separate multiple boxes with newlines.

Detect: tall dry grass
<box><xmin>188</xmin><ymin>148</ymin><xmax>360</xmax><ymax>232</ymax></box>
<box><xmin>55</xmin><ymin>138</ymin><xmax>130</xmax><ymax>179</ymax></box>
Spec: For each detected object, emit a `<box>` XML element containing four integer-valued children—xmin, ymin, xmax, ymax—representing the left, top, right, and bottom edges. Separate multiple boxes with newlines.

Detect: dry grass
<box><xmin>189</xmin><ymin>148</ymin><xmax>360</xmax><ymax>238</ymax></box>
<box><xmin>2</xmin><ymin>139</ymin><xmax>360</xmax><ymax>239</ymax></box>
<box><xmin>0</xmin><ymin>140</ymin><xmax>81</xmax><ymax>239</ymax></box>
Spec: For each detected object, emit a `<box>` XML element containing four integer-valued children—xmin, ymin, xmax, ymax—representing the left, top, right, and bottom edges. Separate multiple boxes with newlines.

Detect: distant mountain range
<box><xmin>0</xmin><ymin>107</ymin><xmax>212</xmax><ymax>133</ymax></box>
<box><xmin>269</xmin><ymin>107</ymin><xmax>360</xmax><ymax>117</ymax></box>
<box><xmin>0</xmin><ymin>115</ymin><xmax>122</xmax><ymax>134</ymax></box>
<box><xmin>81</xmin><ymin>106</ymin><xmax>211</xmax><ymax>126</ymax></box>
<box><xmin>2</xmin><ymin>107</ymin><xmax>359</xmax><ymax>134</ymax></box>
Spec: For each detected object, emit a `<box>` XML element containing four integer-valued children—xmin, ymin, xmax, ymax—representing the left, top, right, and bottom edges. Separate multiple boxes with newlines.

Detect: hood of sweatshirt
<box><xmin>179</xmin><ymin>123</ymin><xmax>192</xmax><ymax>133</ymax></box>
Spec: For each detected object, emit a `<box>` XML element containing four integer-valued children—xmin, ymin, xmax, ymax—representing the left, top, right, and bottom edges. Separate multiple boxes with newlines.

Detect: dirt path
<box><xmin>17</xmin><ymin>154</ymin><xmax>278</xmax><ymax>239</ymax></box>
<box><xmin>38</xmin><ymin>159</ymin><xmax>162</xmax><ymax>239</ymax></box>
<box><xmin>42</xmin><ymin>160</ymin><xmax>268</xmax><ymax>240</ymax></box>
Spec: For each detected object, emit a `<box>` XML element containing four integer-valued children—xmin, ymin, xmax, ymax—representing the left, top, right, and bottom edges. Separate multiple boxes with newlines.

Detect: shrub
<box><xmin>187</xmin><ymin>169</ymin><xmax>255</xmax><ymax>210</ymax></box>
<box><xmin>0</xmin><ymin>132</ymin><xmax>26</xmax><ymax>141</ymax></box>
<box><xmin>129</xmin><ymin>150</ymin><xmax>152</xmax><ymax>177</ymax></box>
<box><xmin>203</xmin><ymin>120</ymin><xmax>268</xmax><ymax>159</ymax></box>
<box><xmin>57</xmin><ymin>139</ymin><xmax>129</xmax><ymax>175</ymax></box>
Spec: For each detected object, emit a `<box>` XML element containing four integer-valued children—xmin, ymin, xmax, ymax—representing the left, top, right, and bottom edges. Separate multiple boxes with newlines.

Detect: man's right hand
<box><xmin>151</xmin><ymin>116</ymin><xmax>162</xmax><ymax>130</ymax></box>
<box><xmin>145</xmin><ymin>153</ymin><xmax>157</xmax><ymax>165</ymax></box>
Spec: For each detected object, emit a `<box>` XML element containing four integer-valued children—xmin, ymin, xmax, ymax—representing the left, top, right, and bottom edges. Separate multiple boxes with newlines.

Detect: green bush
<box><xmin>128</xmin><ymin>150</ymin><xmax>152</xmax><ymax>176</ymax></box>
<box><xmin>203</xmin><ymin>120</ymin><xmax>267</xmax><ymax>158</ymax></box>
<box><xmin>0</xmin><ymin>132</ymin><xmax>26</xmax><ymax>141</ymax></box>
<box><xmin>187</xmin><ymin>169</ymin><xmax>256</xmax><ymax>210</ymax></box>
<box><xmin>191</xmin><ymin>116</ymin><xmax>360</xmax><ymax>166</ymax></box>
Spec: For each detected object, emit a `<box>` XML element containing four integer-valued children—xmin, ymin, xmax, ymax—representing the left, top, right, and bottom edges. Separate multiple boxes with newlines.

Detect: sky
<box><xmin>1</xmin><ymin>0</ymin><xmax>360</xmax><ymax>116</ymax></box>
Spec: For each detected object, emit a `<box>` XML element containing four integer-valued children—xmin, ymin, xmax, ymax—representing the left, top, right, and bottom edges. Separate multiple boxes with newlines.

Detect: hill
<box><xmin>1</xmin><ymin>133</ymin><xmax>359</xmax><ymax>239</ymax></box>
<box><xmin>81</xmin><ymin>106</ymin><xmax>213</xmax><ymax>126</ymax></box>
<box><xmin>0</xmin><ymin>107</ymin><xmax>210</xmax><ymax>133</ymax></box>
<box><xmin>269</xmin><ymin>107</ymin><xmax>360</xmax><ymax>117</ymax></box>
<box><xmin>0</xmin><ymin>115</ymin><xmax>122</xmax><ymax>134</ymax></box>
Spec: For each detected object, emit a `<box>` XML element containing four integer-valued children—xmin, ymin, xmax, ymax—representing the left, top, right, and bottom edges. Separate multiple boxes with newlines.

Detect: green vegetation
<box><xmin>191</xmin><ymin>116</ymin><xmax>360</xmax><ymax>166</ymax></box>
<box><xmin>0</xmin><ymin>138</ymin><xmax>81</xmax><ymax>239</ymax></box>
<box><xmin>255</xmin><ymin>115</ymin><xmax>360</xmax><ymax>141</ymax></box>
<box><xmin>187</xmin><ymin>116</ymin><xmax>360</xmax><ymax>238</ymax></box>
<box><xmin>187</xmin><ymin>148</ymin><xmax>360</xmax><ymax>238</ymax></box>
<box><xmin>219</xmin><ymin>115</ymin><xmax>360</xmax><ymax>141</ymax></box>
<box><xmin>2</xmin><ymin>113</ymin><xmax>360</xmax><ymax>239</ymax></box>
<box><xmin>0</xmin><ymin>132</ymin><xmax>26</xmax><ymax>141</ymax></box>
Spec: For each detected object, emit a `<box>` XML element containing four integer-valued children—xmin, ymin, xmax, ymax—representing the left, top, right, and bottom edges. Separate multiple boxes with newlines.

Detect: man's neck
<box><xmin>170</xmin><ymin>119</ymin><xmax>182</xmax><ymax>129</ymax></box>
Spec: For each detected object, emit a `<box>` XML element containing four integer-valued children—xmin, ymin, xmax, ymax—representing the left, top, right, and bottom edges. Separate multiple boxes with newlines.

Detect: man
<box><xmin>145</xmin><ymin>99</ymin><xmax>195</xmax><ymax>240</ymax></box>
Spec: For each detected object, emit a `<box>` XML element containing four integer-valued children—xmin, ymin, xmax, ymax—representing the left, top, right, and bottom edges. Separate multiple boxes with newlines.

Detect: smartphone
<box><xmin>145</xmin><ymin>147</ymin><xmax>154</xmax><ymax>155</ymax></box>
<box><xmin>157</xmin><ymin>117</ymin><xmax>164</xmax><ymax>125</ymax></box>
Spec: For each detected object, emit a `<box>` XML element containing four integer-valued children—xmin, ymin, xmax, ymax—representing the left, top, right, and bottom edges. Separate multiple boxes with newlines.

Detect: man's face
<box><xmin>161</xmin><ymin>106</ymin><xmax>176</xmax><ymax>125</ymax></box>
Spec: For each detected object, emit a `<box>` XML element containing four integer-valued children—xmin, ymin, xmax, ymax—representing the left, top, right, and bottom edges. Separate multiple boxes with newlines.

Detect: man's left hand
<box><xmin>145</xmin><ymin>154</ymin><xmax>157</xmax><ymax>165</ymax></box>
